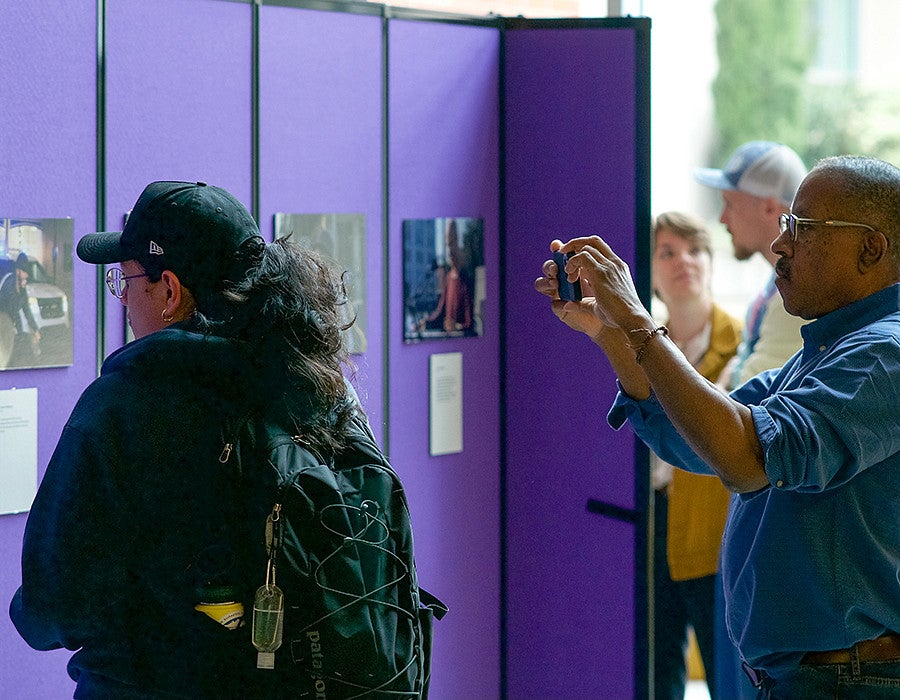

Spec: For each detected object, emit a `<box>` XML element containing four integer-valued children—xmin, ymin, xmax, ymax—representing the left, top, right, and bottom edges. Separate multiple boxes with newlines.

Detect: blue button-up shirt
<box><xmin>609</xmin><ymin>283</ymin><xmax>900</xmax><ymax>679</ymax></box>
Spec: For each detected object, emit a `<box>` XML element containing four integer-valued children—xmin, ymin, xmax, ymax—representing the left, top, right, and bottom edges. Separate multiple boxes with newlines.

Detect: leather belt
<box><xmin>802</xmin><ymin>632</ymin><xmax>900</xmax><ymax>665</ymax></box>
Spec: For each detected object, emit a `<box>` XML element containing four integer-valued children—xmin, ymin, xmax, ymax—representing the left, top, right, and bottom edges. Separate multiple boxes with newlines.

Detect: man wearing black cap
<box><xmin>694</xmin><ymin>141</ymin><xmax>809</xmax><ymax>389</ymax></box>
<box><xmin>0</xmin><ymin>252</ymin><xmax>41</xmax><ymax>368</ymax></box>
<box><xmin>10</xmin><ymin>181</ymin><xmax>363</xmax><ymax>698</ymax></box>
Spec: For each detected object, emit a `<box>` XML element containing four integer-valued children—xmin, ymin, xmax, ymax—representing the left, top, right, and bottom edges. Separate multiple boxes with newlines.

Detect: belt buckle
<box><xmin>741</xmin><ymin>661</ymin><xmax>766</xmax><ymax>688</ymax></box>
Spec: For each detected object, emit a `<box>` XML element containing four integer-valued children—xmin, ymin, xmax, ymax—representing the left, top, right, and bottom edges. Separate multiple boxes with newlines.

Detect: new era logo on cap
<box><xmin>75</xmin><ymin>181</ymin><xmax>262</xmax><ymax>291</ymax></box>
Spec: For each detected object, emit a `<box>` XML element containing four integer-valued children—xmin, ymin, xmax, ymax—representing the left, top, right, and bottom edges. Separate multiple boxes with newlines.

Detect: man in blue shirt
<box><xmin>536</xmin><ymin>155</ymin><xmax>900</xmax><ymax>699</ymax></box>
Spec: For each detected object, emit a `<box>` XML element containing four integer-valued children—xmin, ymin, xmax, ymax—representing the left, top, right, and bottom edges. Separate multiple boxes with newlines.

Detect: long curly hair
<box><xmin>191</xmin><ymin>236</ymin><xmax>358</xmax><ymax>454</ymax></box>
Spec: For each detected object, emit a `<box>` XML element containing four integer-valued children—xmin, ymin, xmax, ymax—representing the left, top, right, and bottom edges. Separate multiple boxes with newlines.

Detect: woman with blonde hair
<box><xmin>649</xmin><ymin>211</ymin><xmax>742</xmax><ymax>700</ymax></box>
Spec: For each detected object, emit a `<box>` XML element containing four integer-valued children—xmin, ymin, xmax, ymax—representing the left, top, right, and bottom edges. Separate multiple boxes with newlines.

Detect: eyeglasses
<box><xmin>778</xmin><ymin>213</ymin><xmax>877</xmax><ymax>242</ymax></box>
<box><xmin>106</xmin><ymin>267</ymin><xmax>150</xmax><ymax>299</ymax></box>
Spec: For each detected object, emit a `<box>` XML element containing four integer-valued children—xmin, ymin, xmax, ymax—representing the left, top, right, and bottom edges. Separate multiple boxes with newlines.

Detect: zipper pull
<box><xmin>265</xmin><ymin>504</ymin><xmax>282</xmax><ymax>558</ymax></box>
<box><xmin>219</xmin><ymin>442</ymin><xmax>233</xmax><ymax>463</ymax></box>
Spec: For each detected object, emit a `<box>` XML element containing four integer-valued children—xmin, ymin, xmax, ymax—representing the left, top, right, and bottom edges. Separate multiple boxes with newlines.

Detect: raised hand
<box><xmin>534</xmin><ymin>241</ymin><xmax>605</xmax><ymax>339</ymax></box>
<box><xmin>556</xmin><ymin>235</ymin><xmax>650</xmax><ymax>332</ymax></box>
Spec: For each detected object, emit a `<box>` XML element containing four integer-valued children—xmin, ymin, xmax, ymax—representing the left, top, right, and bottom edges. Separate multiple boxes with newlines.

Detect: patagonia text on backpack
<box><xmin>216</xmin><ymin>412</ymin><xmax>448</xmax><ymax>699</ymax></box>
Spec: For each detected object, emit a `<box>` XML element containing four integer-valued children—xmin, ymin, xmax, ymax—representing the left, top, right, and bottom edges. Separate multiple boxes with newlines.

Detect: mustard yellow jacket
<box><xmin>666</xmin><ymin>303</ymin><xmax>742</xmax><ymax>581</ymax></box>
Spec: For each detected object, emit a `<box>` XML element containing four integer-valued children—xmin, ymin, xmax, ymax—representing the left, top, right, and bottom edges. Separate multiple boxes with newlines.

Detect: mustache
<box><xmin>775</xmin><ymin>259</ymin><xmax>791</xmax><ymax>278</ymax></box>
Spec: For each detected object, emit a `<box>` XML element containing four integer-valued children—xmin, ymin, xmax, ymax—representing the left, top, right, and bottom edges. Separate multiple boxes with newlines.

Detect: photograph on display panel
<box><xmin>0</xmin><ymin>218</ymin><xmax>74</xmax><ymax>370</ymax></box>
<box><xmin>403</xmin><ymin>217</ymin><xmax>484</xmax><ymax>343</ymax></box>
<box><xmin>274</xmin><ymin>212</ymin><xmax>367</xmax><ymax>354</ymax></box>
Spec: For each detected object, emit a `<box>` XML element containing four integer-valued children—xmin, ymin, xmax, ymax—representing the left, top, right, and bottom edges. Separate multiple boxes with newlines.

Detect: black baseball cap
<box><xmin>77</xmin><ymin>181</ymin><xmax>262</xmax><ymax>290</ymax></box>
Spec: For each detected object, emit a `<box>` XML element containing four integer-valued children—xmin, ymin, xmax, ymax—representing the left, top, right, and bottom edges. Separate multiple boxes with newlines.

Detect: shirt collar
<box><xmin>800</xmin><ymin>283</ymin><xmax>900</xmax><ymax>348</ymax></box>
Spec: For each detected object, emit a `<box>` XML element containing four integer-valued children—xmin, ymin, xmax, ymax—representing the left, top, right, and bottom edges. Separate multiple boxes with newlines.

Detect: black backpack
<box><xmin>217</xmin><ymin>412</ymin><xmax>448</xmax><ymax>699</ymax></box>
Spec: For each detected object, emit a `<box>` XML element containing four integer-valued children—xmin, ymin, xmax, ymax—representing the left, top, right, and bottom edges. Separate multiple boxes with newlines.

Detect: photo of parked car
<box><xmin>0</xmin><ymin>218</ymin><xmax>74</xmax><ymax>370</ymax></box>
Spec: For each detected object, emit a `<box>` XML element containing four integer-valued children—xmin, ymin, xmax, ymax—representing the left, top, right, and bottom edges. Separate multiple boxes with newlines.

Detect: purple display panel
<box><xmin>0</xmin><ymin>4</ymin><xmax>97</xmax><ymax>697</ymax></box>
<box><xmin>388</xmin><ymin>19</ymin><xmax>501</xmax><ymax>699</ymax></box>
<box><xmin>258</xmin><ymin>6</ymin><xmax>385</xmax><ymax>440</ymax></box>
<box><xmin>504</xmin><ymin>26</ymin><xmax>648</xmax><ymax>699</ymax></box>
<box><xmin>104</xmin><ymin>0</ymin><xmax>254</xmax><ymax>356</ymax></box>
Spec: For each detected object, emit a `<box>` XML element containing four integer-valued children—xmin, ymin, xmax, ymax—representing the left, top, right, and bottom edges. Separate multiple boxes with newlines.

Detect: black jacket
<box><xmin>10</xmin><ymin>326</ymin><xmax>300</xmax><ymax>698</ymax></box>
<box><xmin>0</xmin><ymin>271</ymin><xmax>39</xmax><ymax>333</ymax></box>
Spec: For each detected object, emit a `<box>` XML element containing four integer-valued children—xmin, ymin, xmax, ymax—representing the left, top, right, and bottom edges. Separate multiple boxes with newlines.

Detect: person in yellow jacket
<box><xmin>648</xmin><ymin>212</ymin><xmax>741</xmax><ymax>700</ymax></box>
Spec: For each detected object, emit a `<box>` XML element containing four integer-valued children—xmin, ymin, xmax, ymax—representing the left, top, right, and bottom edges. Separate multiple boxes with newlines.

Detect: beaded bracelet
<box><xmin>627</xmin><ymin>325</ymin><xmax>669</xmax><ymax>364</ymax></box>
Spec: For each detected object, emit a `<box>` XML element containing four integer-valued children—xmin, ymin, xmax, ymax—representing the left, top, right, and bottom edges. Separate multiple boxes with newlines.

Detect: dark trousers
<box><xmin>654</xmin><ymin>489</ymin><xmax>718</xmax><ymax>700</ymax></box>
